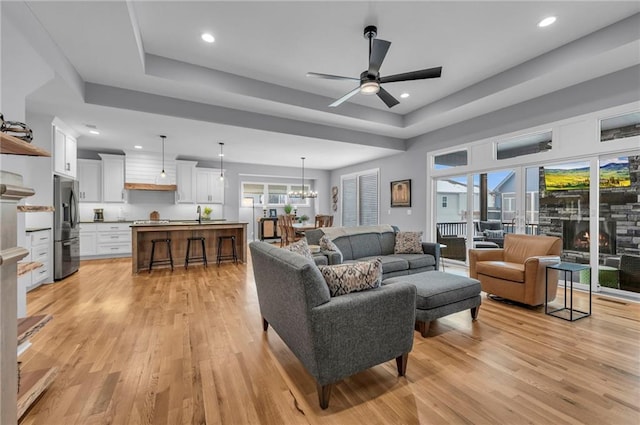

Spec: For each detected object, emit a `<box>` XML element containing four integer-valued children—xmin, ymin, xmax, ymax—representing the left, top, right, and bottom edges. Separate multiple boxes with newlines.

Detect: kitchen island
<box><xmin>130</xmin><ymin>221</ymin><xmax>248</xmax><ymax>273</ymax></box>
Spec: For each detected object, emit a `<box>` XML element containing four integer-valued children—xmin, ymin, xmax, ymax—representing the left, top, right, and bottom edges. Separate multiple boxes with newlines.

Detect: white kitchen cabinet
<box><xmin>53</xmin><ymin>126</ymin><xmax>77</xmax><ymax>179</ymax></box>
<box><xmin>195</xmin><ymin>168</ymin><xmax>224</xmax><ymax>204</ymax></box>
<box><xmin>96</xmin><ymin>222</ymin><xmax>131</xmax><ymax>256</ymax></box>
<box><xmin>100</xmin><ymin>154</ymin><xmax>126</xmax><ymax>203</ymax></box>
<box><xmin>79</xmin><ymin>223</ymin><xmax>97</xmax><ymax>257</ymax></box>
<box><xmin>18</xmin><ymin>229</ymin><xmax>52</xmax><ymax>295</ymax></box>
<box><xmin>77</xmin><ymin>159</ymin><xmax>101</xmax><ymax>202</ymax></box>
<box><xmin>80</xmin><ymin>222</ymin><xmax>131</xmax><ymax>258</ymax></box>
<box><xmin>176</xmin><ymin>160</ymin><xmax>197</xmax><ymax>204</ymax></box>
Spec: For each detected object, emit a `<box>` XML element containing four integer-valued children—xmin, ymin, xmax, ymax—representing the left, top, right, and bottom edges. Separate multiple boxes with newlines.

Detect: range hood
<box><xmin>123</xmin><ymin>150</ymin><xmax>177</xmax><ymax>191</ymax></box>
<box><xmin>124</xmin><ymin>183</ymin><xmax>177</xmax><ymax>191</ymax></box>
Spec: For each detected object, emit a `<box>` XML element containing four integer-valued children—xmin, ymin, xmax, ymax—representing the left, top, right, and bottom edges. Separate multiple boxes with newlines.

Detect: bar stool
<box><xmin>185</xmin><ymin>236</ymin><xmax>207</xmax><ymax>269</ymax></box>
<box><xmin>216</xmin><ymin>235</ymin><xmax>238</xmax><ymax>265</ymax></box>
<box><xmin>149</xmin><ymin>238</ymin><xmax>174</xmax><ymax>272</ymax></box>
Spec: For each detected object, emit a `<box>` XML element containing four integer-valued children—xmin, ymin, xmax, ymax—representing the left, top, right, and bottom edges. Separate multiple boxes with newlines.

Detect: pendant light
<box><xmin>219</xmin><ymin>142</ymin><xmax>224</xmax><ymax>181</ymax></box>
<box><xmin>160</xmin><ymin>135</ymin><xmax>166</xmax><ymax>178</ymax></box>
<box><xmin>288</xmin><ymin>157</ymin><xmax>317</xmax><ymax>199</ymax></box>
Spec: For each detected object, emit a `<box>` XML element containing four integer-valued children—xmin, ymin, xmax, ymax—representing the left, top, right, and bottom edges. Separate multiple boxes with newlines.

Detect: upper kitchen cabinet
<box><xmin>77</xmin><ymin>159</ymin><xmax>101</xmax><ymax>202</ymax></box>
<box><xmin>195</xmin><ymin>168</ymin><xmax>224</xmax><ymax>204</ymax></box>
<box><xmin>53</xmin><ymin>121</ymin><xmax>77</xmax><ymax>179</ymax></box>
<box><xmin>176</xmin><ymin>160</ymin><xmax>197</xmax><ymax>204</ymax></box>
<box><xmin>99</xmin><ymin>154</ymin><xmax>125</xmax><ymax>203</ymax></box>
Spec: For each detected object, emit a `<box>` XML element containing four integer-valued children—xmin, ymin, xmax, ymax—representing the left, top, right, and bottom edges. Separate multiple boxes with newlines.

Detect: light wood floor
<box><xmin>19</xmin><ymin>256</ymin><xmax>640</xmax><ymax>425</ymax></box>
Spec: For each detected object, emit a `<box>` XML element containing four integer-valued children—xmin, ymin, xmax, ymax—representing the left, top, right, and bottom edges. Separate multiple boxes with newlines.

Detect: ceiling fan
<box><xmin>307</xmin><ymin>25</ymin><xmax>442</xmax><ymax>108</ymax></box>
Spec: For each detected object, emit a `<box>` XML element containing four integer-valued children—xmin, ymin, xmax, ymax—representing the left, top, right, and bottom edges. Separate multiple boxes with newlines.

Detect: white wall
<box><xmin>329</xmin><ymin>66</ymin><xmax>640</xmax><ymax>239</ymax></box>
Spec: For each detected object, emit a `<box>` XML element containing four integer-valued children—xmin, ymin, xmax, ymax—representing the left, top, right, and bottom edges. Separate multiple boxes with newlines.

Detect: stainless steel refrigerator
<box><xmin>54</xmin><ymin>175</ymin><xmax>80</xmax><ymax>280</ymax></box>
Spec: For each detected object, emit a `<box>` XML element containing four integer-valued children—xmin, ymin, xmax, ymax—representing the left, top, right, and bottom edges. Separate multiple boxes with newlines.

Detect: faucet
<box><xmin>197</xmin><ymin>205</ymin><xmax>201</xmax><ymax>224</ymax></box>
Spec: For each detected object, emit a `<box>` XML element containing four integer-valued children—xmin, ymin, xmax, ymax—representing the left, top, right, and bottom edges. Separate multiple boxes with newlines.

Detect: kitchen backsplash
<box><xmin>79</xmin><ymin>203</ymin><xmax>224</xmax><ymax>222</ymax></box>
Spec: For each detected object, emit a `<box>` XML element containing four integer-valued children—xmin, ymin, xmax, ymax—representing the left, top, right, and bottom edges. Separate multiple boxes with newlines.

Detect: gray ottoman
<box><xmin>384</xmin><ymin>271</ymin><xmax>481</xmax><ymax>337</ymax></box>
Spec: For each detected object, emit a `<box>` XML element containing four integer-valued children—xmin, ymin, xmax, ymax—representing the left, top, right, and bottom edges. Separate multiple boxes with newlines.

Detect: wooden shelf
<box><xmin>17</xmin><ymin>367</ymin><xmax>58</xmax><ymax>418</ymax></box>
<box><xmin>17</xmin><ymin>315</ymin><xmax>52</xmax><ymax>346</ymax></box>
<box><xmin>124</xmin><ymin>182</ymin><xmax>177</xmax><ymax>191</ymax></box>
<box><xmin>17</xmin><ymin>205</ymin><xmax>54</xmax><ymax>212</ymax></box>
<box><xmin>17</xmin><ymin>262</ymin><xmax>43</xmax><ymax>277</ymax></box>
<box><xmin>0</xmin><ymin>133</ymin><xmax>50</xmax><ymax>157</ymax></box>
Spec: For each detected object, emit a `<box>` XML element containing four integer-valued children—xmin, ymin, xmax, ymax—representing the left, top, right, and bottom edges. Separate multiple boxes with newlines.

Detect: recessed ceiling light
<box><xmin>201</xmin><ymin>33</ymin><xmax>215</xmax><ymax>43</ymax></box>
<box><xmin>400</xmin><ymin>93</ymin><xmax>410</xmax><ymax>99</ymax></box>
<box><xmin>537</xmin><ymin>16</ymin><xmax>557</xmax><ymax>28</ymax></box>
<box><xmin>134</xmin><ymin>145</ymin><xmax>142</xmax><ymax>149</ymax></box>
<box><xmin>89</xmin><ymin>130</ymin><xmax>100</xmax><ymax>135</ymax></box>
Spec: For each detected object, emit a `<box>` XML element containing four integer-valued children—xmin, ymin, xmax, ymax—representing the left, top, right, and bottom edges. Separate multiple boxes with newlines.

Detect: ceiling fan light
<box><xmin>360</xmin><ymin>81</ymin><xmax>380</xmax><ymax>95</ymax></box>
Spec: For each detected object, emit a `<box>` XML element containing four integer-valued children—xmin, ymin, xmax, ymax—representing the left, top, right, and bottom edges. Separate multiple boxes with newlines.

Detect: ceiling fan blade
<box><xmin>377</xmin><ymin>87</ymin><xmax>399</xmax><ymax>108</ymax></box>
<box><xmin>368</xmin><ymin>39</ymin><xmax>391</xmax><ymax>76</ymax></box>
<box><xmin>306</xmin><ymin>72</ymin><xmax>359</xmax><ymax>81</ymax></box>
<box><xmin>379</xmin><ymin>66</ymin><xmax>442</xmax><ymax>84</ymax></box>
<box><xmin>329</xmin><ymin>86</ymin><xmax>361</xmax><ymax>107</ymax></box>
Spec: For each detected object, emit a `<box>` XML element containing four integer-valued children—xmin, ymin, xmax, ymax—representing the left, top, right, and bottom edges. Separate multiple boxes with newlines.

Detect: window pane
<box><xmin>267</xmin><ymin>184</ymin><xmax>287</xmax><ymax>204</ymax></box>
<box><xmin>497</xmin><ymin>131</ymin><xmax>552</xmax><ymax>160</ymax></box>
<box><xmin>601</xmin><ymin>112</ymin><xmax>640</xmax><ymax>142</ymax></box>
<box><xmin>359</xmin><ymin>173</ymin><xmax>378</xmax><ymax>226</ymax></box>
<box><xmin>342</xmin><ymin>177</ymin><xmax>357</xmax><ymax>227</ymax></box>
<box><xmin>434</xmin><ymin>150</ymin><xmax>468</xmax><ymax>169</ymax></box>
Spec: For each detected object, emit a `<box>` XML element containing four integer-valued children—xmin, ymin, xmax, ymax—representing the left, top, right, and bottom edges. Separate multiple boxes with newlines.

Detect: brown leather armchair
<box><xmin>469</xmin><ymin>234</ymin><xmax>562</xmax><ymax>306</ymax></box>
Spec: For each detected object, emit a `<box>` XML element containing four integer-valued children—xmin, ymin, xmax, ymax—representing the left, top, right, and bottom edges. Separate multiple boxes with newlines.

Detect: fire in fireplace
<box><xmin>562</xmin><ymin>221</ymin><xmax>616</xmax><ymax>254</ymax></box>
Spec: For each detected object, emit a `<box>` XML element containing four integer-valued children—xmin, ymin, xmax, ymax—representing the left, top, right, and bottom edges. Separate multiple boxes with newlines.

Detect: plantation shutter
<box><xmin>358</xmin><ymin>172</ymin><xmax>378</xmax><ymax>226</ymax></box>
<box><xmin>342</xmin><ymin>177</ymin><xmax>357</xmax><ymax>227</ymax></box>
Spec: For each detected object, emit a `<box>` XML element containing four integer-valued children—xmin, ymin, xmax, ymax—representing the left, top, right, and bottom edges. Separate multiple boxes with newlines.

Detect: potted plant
<box><xmin>283</xmin><ymin>204</ymin><xmax>293</xmax><ymax>215</ymax></box>
<box><xmin>299</xmin><ymin>214</ymin><xmax>309</xmax><ymax>224</ymax></box>
<box><xmin>203</xmin><ymin>206</ymin><xmax>212</xmax><ymax>220</ymax></box>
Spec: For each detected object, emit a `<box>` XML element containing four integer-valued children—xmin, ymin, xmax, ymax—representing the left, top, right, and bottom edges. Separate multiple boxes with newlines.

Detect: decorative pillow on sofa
<box><xmin>285</xmin><ymin>238</ymin><xmax>314</xmax><ymax>260</ymax></box>
<box><xmin>394</xmin><ymin>231</ymin><xmax>423</xmax><ymax>254</ymax></box>
<box><xmin>318</xmin><ymin>258</ymin><xmax>382</xmax><ymax>297</ymax></box>
<box><xmin>485</xmin><ymin>229</ymin><xmax>504</xmax><ymax>239</ymax></box>
<box><xmin>319</xmin><ymin>234</ymin><xmax>340</xmax><ymax>252</ymax></box>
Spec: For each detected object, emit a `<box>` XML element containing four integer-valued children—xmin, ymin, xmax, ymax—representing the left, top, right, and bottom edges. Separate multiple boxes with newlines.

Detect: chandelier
<box><xmin>288</xmin><ymin>157</ymin><xmax>317</xmax><ymax>199</ymax></box>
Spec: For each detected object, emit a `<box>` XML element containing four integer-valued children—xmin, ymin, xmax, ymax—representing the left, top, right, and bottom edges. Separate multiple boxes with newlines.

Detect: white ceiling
<box><xmin>16</xmin><ymin>1</ymin><xmax>640</xmax><ymax>170</ymax></box>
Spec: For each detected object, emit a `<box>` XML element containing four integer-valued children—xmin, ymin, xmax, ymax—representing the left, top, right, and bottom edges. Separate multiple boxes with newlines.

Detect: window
<box><xmin>341</xmin><ymin>169</ymin><xmax>379</xmax><ymax>227</ymax></box>
<box><xmin>267</xmin><ymin>184</ymin><xmax>287</xmax><ymax>205</ymax></box>
<box><xmin>501</xmin><ymin>192</ymin><xmax>516</xmax><ymax>222</ymax></box>
<box><xmin>600</xmin><ymin>111</ymin><xmax>640</xmax><ymax>142</ymax></box>
<box><xmin>442</xmin><ymin>196</ymin><xmax>448</xmax><ymax>207</ymax></box>
<box><xmin>242</xmin><ymin>183</ymin><xmax>264</xmax><ymax>205</ymax></box>
<box><xmin>496</xmin><ymin>131</ymin><xmax>552</xmax><ymax>160</ymax></box>
<box><xmin>434</xmin><ymin>150</ymin><xmax>468</xmax><ymax>169</ymax></box>
<box><xmin>242</xmin><ymin>181</ymin><xmax>312</xmax><ymax>206</ymax></box>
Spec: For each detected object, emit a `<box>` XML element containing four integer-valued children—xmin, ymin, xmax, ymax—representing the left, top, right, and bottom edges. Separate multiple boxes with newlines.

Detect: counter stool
<box><xmin>185</xmin><ymin>236</ymin><xmax>207</xmax><ymax>269</ymax></box>
<box><xmin>149</xmin><ymin>238</ymin><xmax>174</xmax><ymax>272</ymax></box>
<box><xmin>217</xmin><ymin>235</ymin><xmax>238</xmax><ymax>265</ymax></box>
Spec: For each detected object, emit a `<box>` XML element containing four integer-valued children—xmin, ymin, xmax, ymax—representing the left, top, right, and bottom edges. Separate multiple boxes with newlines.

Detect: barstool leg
<box><xmin>232</xmin><ymin>236</ymin><xmax>238</xmax><ymax>264</ymax></box>
<box><xmin>149</xmin><ymin>241</ymin><xmax>156</xmax><ymax>273</ymax></box>
<box><xmin>201</xmin><ymin>238</ymin><xmax>208</xmax><ymax>267</ymax></box>
<box><xmin>185</xmin><ymin>238</ymin><xmax>192</xmax><ymax>269</ymax></box>
<box><xmin>217</xmin><ymin>237</ymin><xmax>222</xmax><ymax>266</ymax></box>
<box><xmin>168</xmin><ymin>240</ymin><xmax>174</xmax><ymax>271</ymax></box>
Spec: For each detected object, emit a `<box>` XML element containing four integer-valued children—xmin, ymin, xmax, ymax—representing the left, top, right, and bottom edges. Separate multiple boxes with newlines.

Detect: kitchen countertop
<box><xmin>129</xmin><ymin>220</ymin><xmax>244</xmax><ymax>227</ymax></box>
<box><xmin>25</xmin><ymin>227</ymin><xmax>52</xmax><ymax>232</ymax></box>
<box><xmin>80</xmin><ymin>220</ymin><xmax>133</xmax><ymax>223</ymax></box>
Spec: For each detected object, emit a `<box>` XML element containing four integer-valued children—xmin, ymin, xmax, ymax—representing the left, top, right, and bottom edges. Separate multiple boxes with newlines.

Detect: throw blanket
<box><xmin>320</xmin><ymin>224</ymin><xmax>395</xmax><ymax>241</ymax></box>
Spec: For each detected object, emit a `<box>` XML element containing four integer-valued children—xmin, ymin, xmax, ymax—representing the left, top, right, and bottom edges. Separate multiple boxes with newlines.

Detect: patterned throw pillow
<box><xmin>394</xmin><ymin>231</ymin><xmax>423</xmax><ymax>254</ymax></box>
<box><xmin>318</xmin><ymin>258</ymin><xmax>382</xmax><ymax>297</ymax></box>
<box><xmin>285</xmin><ymin>238</ymin><xmax>313</xmax><ymax>260</ymax></box>
<box><xmin>319</xmin><ymin>234</ymin><xmax>340</xmax><ymax>252</ymax></box>
<box><xmin>485</xmin><ymin>229</ymin><xmax>504</xmax><ymax>239</ymax></box>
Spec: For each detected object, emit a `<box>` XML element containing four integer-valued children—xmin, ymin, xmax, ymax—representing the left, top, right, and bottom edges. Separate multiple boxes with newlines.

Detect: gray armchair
<box><xmin>250</xmin><ymin>241</ymin><xmax>416</xmax><ymax>409</ymax></box>
<box><xmin>477</xmin><ymin>221</ymin><xmax>505</xmax><ymax>247</ymax></box>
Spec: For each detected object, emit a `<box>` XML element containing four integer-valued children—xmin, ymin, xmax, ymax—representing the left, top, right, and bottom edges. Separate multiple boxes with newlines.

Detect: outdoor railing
<box><xmin>437</xmin><ymin>221</ymin><xmax>540</xmax><ymax>237</ymax></box>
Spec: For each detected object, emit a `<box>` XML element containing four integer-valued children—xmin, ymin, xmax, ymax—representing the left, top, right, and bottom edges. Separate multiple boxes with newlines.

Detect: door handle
<box><xmin>63</xmin><ymin>242</ymin><xmax>71</xmax><ymax>247</ymax></box>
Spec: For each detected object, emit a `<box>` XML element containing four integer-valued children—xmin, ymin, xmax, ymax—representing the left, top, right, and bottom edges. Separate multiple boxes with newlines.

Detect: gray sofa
<box><xmin>306</xmin><ymin>225</ymin><xmax>440</xmax><ymax>279</ymax></box>
<box><xmin>249</xmin><ymin>241</ymin><xmax>417</xmax><ymax>409</ymax></box>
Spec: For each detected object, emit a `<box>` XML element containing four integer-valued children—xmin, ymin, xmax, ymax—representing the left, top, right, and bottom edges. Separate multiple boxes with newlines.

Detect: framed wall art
<box><xmin>391</xmin><ymin>179</ymin><xmax>411</xmax><ymax>207</ymax></box>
